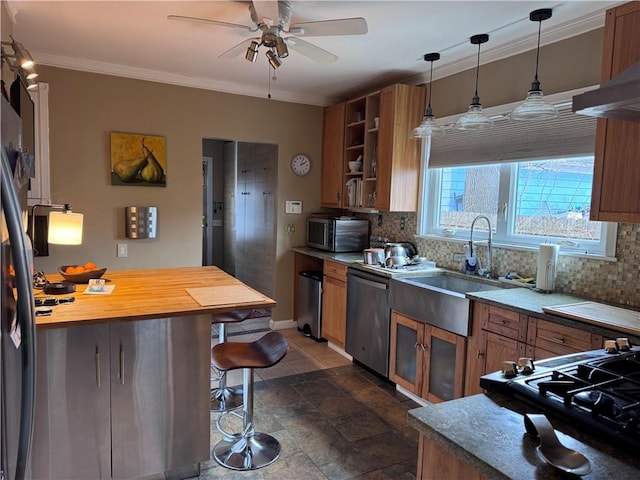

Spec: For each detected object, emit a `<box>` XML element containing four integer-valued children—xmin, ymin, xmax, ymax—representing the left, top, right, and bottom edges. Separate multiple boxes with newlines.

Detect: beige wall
<box><xmin>32</xmin><ymin>67</ymin><xmax>323</xmax><ymax>323</ymax></box>
<box><xmin>431</xmin><ymin>29</ymin><xmax>604</xmax><ymax>117</ymax></box>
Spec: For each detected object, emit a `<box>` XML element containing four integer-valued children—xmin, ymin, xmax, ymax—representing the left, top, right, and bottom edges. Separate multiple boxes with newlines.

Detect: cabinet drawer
<box><xmin>483</xmin><ymin>305</ymin><xmax>527</xmax><ymax>342</ymax></box>
<box><xmin>531</xmin><ymin>318</ymin><xmax>593</xmax><ymax>356</ymax></box>
<box><xmin>324</xmin><ymin>260</ymin><xmax>347</xmax><ymax>281</ymax></box>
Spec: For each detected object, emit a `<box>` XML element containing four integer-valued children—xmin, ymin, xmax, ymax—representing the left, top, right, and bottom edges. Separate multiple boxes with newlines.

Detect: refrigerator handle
<box><xmin>95</xmin><ymin>345</ymin><xmax>101</xmax><ymax>388</ymax></box>
<box><xmin>2</xmin><ymin>151</ymin><xmax>37</xmax><ymax>480</ymax></box>
<box><xmin>119</xmin><ymin>344</ymin><xmax>125</xmax><ymax>385</ymax></box>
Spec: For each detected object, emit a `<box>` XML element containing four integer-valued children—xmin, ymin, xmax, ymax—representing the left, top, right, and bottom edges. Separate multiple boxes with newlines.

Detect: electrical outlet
<box><xmin>117</xmin><ymin>243</ymin><xmax>128</xmax><ymax>258</ymax></box>
<box><xmin>400</xmin><ymin>216</ymin><xmax>405</xmax><ymax>230</ymax></box>
<box><xmin>286</xmin><ymin>224</ymin><xmax>295</xmax><ymax>234</ymax></box>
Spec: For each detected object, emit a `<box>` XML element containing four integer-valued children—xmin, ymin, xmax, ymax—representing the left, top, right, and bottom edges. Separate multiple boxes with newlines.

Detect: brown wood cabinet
<box><xmin>465</xmin><ymin>301</ymin><xmax>606</xmax><ymax>396</ymax></box>
<box><xmin>321</xmin><ymin>102</ymin><xmax>346</xmax><ymax>208</ymax></box>
<box><xmin>590</xmin><ymin>1</ymin><xmax>640</xmax><ymax>222</ymax></box>
<box><xmin>390</xmin><ymin>311</ymin><xmax>466</xmax><ymax>403</ymax></box>
<box><xmin>321</xmin><ymin>260</ymin><xmax>348</xmax><ymax>347</ymax></box>
<box><xmin>417</xmin><ymin>434</ymin><xmax>484</xmax><ymax>480</ymax></box>
<box><xmin>375</xmin><ymin>84</ymin><xmax>425</xmax><ymax>212</ymax></box>
<box><xmin>526</xmin><ymin>317</ymin><xmax>603</xmax><ymax>360</ymax></box>
<box><xmin>465</xmin><ymin>303</ymin><xmax>528</xmax><ymax>396</ymax></box>
<box><xmin>323</xmin><ymin>84</ymin><xmax>425</xmax><ymax>212</ymax></box>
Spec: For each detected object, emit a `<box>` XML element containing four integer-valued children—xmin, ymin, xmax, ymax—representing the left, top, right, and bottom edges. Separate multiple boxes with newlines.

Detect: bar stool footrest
<box><xmin>213</xmin><ymin>432</ymin><xmax>281</xmax><ymax>470</ymax></box>
<box><xmin>210</xmin><ymin>386</ymin><xmax>243</xmax><ymax>412</ymax></box>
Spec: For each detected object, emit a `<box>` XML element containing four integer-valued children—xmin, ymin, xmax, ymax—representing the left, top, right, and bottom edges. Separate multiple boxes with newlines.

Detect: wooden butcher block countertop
<box><xmin>36</xmin><ymin>266</ymin><xmax>276</xmax><ymax>328</ymax></box>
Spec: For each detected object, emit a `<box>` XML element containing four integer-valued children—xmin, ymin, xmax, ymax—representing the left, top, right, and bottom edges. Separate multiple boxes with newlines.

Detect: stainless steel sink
<box><xmin>400</xmin><ymin>275</ymin><xmax>503</xmax><ymax>295</ymax></box>
<box><xmin>390</xmin><ymin>274</ymin><xmax>504</xmax><ymax>336</ymax></box>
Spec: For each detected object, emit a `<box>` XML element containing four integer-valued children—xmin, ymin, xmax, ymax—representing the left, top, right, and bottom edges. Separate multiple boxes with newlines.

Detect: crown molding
<box><xmin>33</xmin><ymin>52</ymin><xmax>332</xmax><ymax>106</ymax></box>
<box><xmin>4</xmin><ymin>1</ymin><xmax>18</xmax><ymax>24</ymax></box>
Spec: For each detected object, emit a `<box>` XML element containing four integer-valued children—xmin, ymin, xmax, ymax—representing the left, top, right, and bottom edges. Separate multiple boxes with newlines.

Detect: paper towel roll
<box><xmin>537</xmin><ymin>244</ymin><xmax>560</xmax><ymax>291</ymax></box>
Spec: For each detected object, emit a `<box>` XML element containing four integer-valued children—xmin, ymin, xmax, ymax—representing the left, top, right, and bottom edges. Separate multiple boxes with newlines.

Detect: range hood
<box><xmin>572</xmin><ymin>61</ymin><xmax>640</xmax><ymax>123</ymax></box>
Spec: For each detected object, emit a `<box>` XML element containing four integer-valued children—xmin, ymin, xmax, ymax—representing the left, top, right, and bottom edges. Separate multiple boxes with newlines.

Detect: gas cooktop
<box><xmin>481</xmin><ymin>344</ymin><xmax>640</xmax><ymax>452</ymax></box>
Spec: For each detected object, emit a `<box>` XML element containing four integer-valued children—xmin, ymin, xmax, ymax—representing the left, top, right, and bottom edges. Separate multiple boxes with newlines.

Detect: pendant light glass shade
<box><xmin>412</xmin><ymin>52</ymin><xmax>444</xmax><ymax>138</ymax></box>
<box><xmin>455</xmin><ymin>34</ymin><xmax>492</xmax><ymax>131</ymax></box>
<box><xmin>511</xmin><ymin>9</ymin><xmax>558</xmax><ymax>121</ymax></box>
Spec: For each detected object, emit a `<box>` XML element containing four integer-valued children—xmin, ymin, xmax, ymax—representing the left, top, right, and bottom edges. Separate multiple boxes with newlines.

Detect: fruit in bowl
<box><xmin>59</xmin><ymin>262</ymin><xmax>107</xmax><ymax>284</ymax></box>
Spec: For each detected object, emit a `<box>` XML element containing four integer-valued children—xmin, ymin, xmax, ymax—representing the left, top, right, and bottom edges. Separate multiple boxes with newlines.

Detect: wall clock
<box><xmin>290</xmin><ymin>154</ymin><xmax>311</xmax><ymax>176</ymax></box>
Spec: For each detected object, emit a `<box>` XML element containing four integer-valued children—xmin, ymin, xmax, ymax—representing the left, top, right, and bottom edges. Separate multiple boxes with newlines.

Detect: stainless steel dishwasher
<box><xmin>345</xmin><ymin>268</ymin><xmax>390</xmax><ymax>377</ymax></box>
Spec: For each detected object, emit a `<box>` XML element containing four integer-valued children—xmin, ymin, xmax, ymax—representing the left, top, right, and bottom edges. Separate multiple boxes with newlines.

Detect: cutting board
<box><xmin>542</xmin><ymin>301</ymin><xmax>640</xmax><ymax>336</ymax></box>
<box><xmin>186</xmin><ymin>285</ymin><xmax>267</xmax><ymax>307</ymax></box>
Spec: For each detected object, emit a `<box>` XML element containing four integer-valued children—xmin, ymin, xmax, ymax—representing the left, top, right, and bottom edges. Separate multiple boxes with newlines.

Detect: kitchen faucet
<box><xmin>470</xmin><ymin>215</ymin><xmax>492</xmax><ymax>278</ymax></box>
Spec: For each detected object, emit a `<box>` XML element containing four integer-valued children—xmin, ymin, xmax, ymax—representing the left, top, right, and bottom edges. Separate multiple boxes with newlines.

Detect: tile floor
<box><xmin>199</xmin><ymin>322</ymin><xmax>421</xmax><ymax>479</ymax></box>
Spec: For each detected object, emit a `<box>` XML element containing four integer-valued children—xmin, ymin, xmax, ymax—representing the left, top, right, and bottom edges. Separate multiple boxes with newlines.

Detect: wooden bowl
<box><xmin>58</xmin><ymin>266</ymin><xmax>107</xmax><ymax>284</ymax></box>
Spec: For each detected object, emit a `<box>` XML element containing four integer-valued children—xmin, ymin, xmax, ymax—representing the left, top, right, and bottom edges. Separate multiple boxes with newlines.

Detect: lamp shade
<box><xmin>511</xmin><ymin>90</ymin><xmax>558</xmax><ymax>120</ymax></box>
<box><xmin>48</xmin><ymin>211</ymin><xmax>83</xmax><ymax>245</ymax></box>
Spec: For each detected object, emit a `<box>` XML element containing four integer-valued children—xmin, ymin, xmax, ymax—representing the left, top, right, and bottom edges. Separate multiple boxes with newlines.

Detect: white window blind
<box><xmin>428</xmin><ymin>87</ymin><xmax>598</xmax><ymax>168</ymax></box>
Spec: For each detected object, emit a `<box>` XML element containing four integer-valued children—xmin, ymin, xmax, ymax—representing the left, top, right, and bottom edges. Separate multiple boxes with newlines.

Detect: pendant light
<box><xmin>511</xmin><ymin>9</ymin><xmax>559</xmax><ymax>121</ymax></box>
<box><xmin>412</xmin><ymin>52</ymin><xmax>444</xmax><ymax>138</ymax></box>
<box><xmin>455</xmin><ymin>34</ymin><xmax>493</xmax><ymax>131</ymax></box>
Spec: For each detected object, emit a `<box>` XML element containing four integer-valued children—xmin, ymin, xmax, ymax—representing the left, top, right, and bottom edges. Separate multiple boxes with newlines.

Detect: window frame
<box><xmin>418</xmin><ymin>161</ymin><xmax>617</xmax><ymax>260</ymax></box>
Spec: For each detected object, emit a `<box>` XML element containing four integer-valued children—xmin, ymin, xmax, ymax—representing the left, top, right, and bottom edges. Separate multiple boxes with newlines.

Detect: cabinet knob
<box><xmin>553</xmin><ymin>337</ymin><xmax>566</xmax><ymax>344</ymax></box>
<box><xmin>476</xmin><ymin>350</ymin><xmax>485</xmax><ymax>359</ymax></box>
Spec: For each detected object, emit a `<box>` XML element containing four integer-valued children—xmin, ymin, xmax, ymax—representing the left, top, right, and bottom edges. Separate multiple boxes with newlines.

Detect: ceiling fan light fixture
<box><xmin>511</xmin><ymin>9</ymin><xmax>558</xmax><ymax>121</ymax></box>
<box><xmin>266</xmin><ymin>49</ymin><xmax>282</xmax><ymax>69</ymax></box>
<box><xmin>22</xmin><ymin>68</ymin><xmax>38</xmax><ymax>80</ymax></box>
<box><xmin>12</xmin><ymin>38</ymin><xmax>34</xmax><ymax>69</ymax></box>
<box><xmin>455</xmin><ymin>34</ymin><xmax>493</xmax><ymax>131</ymax></box>
<box><xmin>245</xmin><ymin>40</ymin><xmax>260</xmax><ymax>62</ymax></box>
<box><xmin>412</xmin><ymin>52</ymin><xmax>444</xmax><ymax>139</ymax></box>
<box><xmin>275</xmin><ymin>37</ymin><xmax>289</xmax><ymax>58</ymax></box>
<box><xmin>25</xmin><ymin>77</ymin><xmax>38</xmax><ymax>91</ymax></box>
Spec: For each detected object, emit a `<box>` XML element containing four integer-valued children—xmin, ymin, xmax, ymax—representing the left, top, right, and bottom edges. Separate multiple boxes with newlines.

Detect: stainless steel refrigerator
<box><xmin>1</xmin><ymin>95</ymin><xmax>37</xmax><ymax>480</ymax></box>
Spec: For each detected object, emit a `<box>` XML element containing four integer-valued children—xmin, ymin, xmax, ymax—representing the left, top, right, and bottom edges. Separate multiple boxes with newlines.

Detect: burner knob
<box><xmin>616</xmin><ymin>338</ymin><xmax>631</xmax><ymax>352</ymax></box>
<box><xmin>501</xmin><ymin>361</ymin><xmax>518</xmax><ymax>378</ymax></box>
<box><xmin>604</xmin><ymin>339</ymin><xmax>618</xmax><ymax>354</ymax></box>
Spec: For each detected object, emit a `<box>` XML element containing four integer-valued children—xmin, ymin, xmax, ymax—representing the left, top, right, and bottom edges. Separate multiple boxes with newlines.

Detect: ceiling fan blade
<box><xmin>219</xmin><ymin>38</ymin><xmax>260</xmax><ymax>59</ymax></box>
<box><xmin>284</xmin><ymin>37</ymin><xmax>338</xmax><ymax>64</ymax></box>
<box><xmin>251</xmin><ymin>0</ymin><xmax>280</xmax><ymax>26</ymax></box>
<box><xmin>288</xmin><ymin>17</ymin><xmax>368</xmax><ymax>36</ymax></box>
<box><xmin>168</xmin><ymin>14</ymin><xmax>255</xmax><ymax>31</ymax></box>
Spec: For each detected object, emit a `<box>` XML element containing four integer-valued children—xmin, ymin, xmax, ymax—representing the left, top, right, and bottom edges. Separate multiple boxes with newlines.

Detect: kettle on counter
<box><xmin>383</xmin><ymin>242</ymin><xmax>418</xmax><ymax>267</ymax></box>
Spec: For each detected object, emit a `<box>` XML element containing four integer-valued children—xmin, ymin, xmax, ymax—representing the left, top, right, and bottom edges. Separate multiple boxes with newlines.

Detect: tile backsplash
<box><xmin>360</xmin><ymin>211</ymin><xmax>639</xmax><ymax>309</ymax></box>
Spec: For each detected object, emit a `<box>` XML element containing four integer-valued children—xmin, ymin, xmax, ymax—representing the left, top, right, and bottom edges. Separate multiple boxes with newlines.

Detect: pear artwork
<box><xmin>113</xmin><ymin>137</ymin><xmax>165</xmax><ymax>184</ymax></box>
<box><xmin>140</xmin><ymin>138</ymin><xmax>165</xmax><ymax>183</ymax></box>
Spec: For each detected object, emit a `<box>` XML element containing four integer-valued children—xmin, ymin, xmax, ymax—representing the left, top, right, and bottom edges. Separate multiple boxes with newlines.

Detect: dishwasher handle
<box><xmin>350</xmin><ymin>274</ymin><xmax>388</xmax><ymax>290</ymax></box>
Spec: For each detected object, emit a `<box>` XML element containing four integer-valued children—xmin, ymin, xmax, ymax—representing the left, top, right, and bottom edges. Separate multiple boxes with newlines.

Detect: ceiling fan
<box><xmin>168</xmin><ymin>0</ymin><xmax>368</xmax><ymax>66</ymax></box>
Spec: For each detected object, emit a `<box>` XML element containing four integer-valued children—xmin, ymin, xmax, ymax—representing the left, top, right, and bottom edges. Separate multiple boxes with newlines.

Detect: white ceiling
<box><xmin>7</xmin><ymin>0</ymin><xmax>622</xmax><ymax>106</ymax></box>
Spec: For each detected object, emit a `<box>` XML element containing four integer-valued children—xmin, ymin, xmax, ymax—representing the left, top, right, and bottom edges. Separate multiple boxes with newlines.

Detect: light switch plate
<box><xmin>117</xmin><ymin>243</ymin><xmax>128</xmax><ymax>258</ymax></box>
<box><xmin>285</xmin><ymin>200</ymin><xmax>302</xmax><ymax>214</ymax></box>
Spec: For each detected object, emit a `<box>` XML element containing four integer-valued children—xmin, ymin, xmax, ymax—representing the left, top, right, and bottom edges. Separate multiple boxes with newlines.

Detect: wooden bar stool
<box><xmin>210</xmin><ymin>310</ymin><xmax>252</xmax><ymax>412</ymax></box>
<box><xmin>211</xmin><ymin>331</ymin><xmax>288</xmax><ymax>470</ymax></box>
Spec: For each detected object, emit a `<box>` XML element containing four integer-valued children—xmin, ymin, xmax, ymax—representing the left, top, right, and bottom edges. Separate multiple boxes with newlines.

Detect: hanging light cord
<box><xmin>427</xmin><ymin>60</ymin><xmax>434</xmax><ymax>111</ymax></box>
<box><xmin>532</xmin><ymin>19</ymin><xmax>542</xmax><ymax>89</ymax></box>
<box><xmin>472</xmin><ymin>41</ymin><xmax>481</xmax><ymax>104</ymax></box>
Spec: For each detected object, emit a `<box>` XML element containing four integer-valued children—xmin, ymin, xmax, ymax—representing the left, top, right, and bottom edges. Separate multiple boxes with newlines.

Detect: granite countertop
<box><xmin>293</xmin><ymin>246</ymin><xmax>640</xmax><ymax>338</ymax></box>
<box><xmin>408</xmin><ymin>393</ymin><xmax>640</xmax><ymax>479</ymax></box>
<box><xmin>292</xmin><ymin>246</ymin><xmax>443</xmax><ymax>278</ymax></box>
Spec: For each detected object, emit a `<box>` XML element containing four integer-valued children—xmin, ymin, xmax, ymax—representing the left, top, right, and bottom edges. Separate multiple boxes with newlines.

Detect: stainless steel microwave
<box><xmin>306</xmin><ymin>216</ymin><xmax>369</xmax><ymax>252</ymax></box>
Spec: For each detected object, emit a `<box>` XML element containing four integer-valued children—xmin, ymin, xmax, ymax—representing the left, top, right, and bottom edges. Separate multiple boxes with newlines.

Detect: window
<box><xmin>421</xmin><ymin>156</ymin><xmax>616</xmax><ymax>258</ymax></box>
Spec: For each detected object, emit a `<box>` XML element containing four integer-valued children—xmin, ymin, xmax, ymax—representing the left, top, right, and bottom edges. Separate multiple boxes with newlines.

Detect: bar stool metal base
<box><xmin>212</xmin><ymin>432</ymin><xmax>281</xmax><ymax>470</ymax></box>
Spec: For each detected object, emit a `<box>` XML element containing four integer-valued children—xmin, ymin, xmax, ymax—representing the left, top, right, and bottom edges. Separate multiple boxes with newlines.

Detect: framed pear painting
<box><xmin>110</xmin><ymin>132</ymin><xmax>166</xmax><ymax>186</ymax></box>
